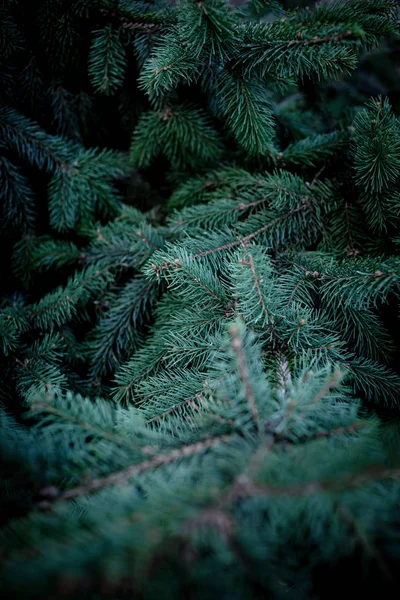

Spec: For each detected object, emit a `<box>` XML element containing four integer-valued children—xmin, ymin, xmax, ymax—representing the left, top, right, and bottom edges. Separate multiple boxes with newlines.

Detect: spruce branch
<box><xmin>0</xmin><ymin>107</ymin><xmax>76</xmax><ymax>172</ymax></box>
<box><xmin>225</xmin><ymin>465</ymin><xmax>400</xmax><ymax>499</ymax></box>
<box><xmin>51</xmin><ymin>434</ymin><xmax>232</xmax><ymax>503</ymax></box>
<box><xmin>335</xmin><ymin>504</ymin><xmax>392</xmax><ymax>581</ymax></box>
<box><xmin>193</xmin><ymin>201</ymin><xmax>311</xmax><ymax>258</ymax></box>
<box><xmin>1</xmin><ymin>1</ymin><xmax>400</xmax><ymax>595</ymax></box>
<box><xmin>230</xmin><ymin>323</ymin><xmax>261</xmax><ymax>430</ymax></box>
<box><xmin>88</xmin><ymin>25</ymin><xmax>127</xmax><ymax>95</ymax></box>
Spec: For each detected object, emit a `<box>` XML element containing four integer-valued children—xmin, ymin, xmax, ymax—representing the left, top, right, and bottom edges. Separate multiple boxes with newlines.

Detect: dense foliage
<box><xmin>1</xmin><ymin>0</ymin><xmax>400</xmax><ymax>597</ymax></box>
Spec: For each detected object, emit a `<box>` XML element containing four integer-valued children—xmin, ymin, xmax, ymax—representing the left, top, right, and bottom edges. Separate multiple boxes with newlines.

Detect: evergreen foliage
<box><xmin>1</xmin><ymin>0</ymin><xmax>400</xmax><ymax>597</ymax></box>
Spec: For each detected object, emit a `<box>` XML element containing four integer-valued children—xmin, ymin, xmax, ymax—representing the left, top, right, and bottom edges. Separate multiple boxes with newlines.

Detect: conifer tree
<box><xmin>1</xmin><ymin>1</ymin><xmax>400</xmax><ymax>598</ymax></box>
